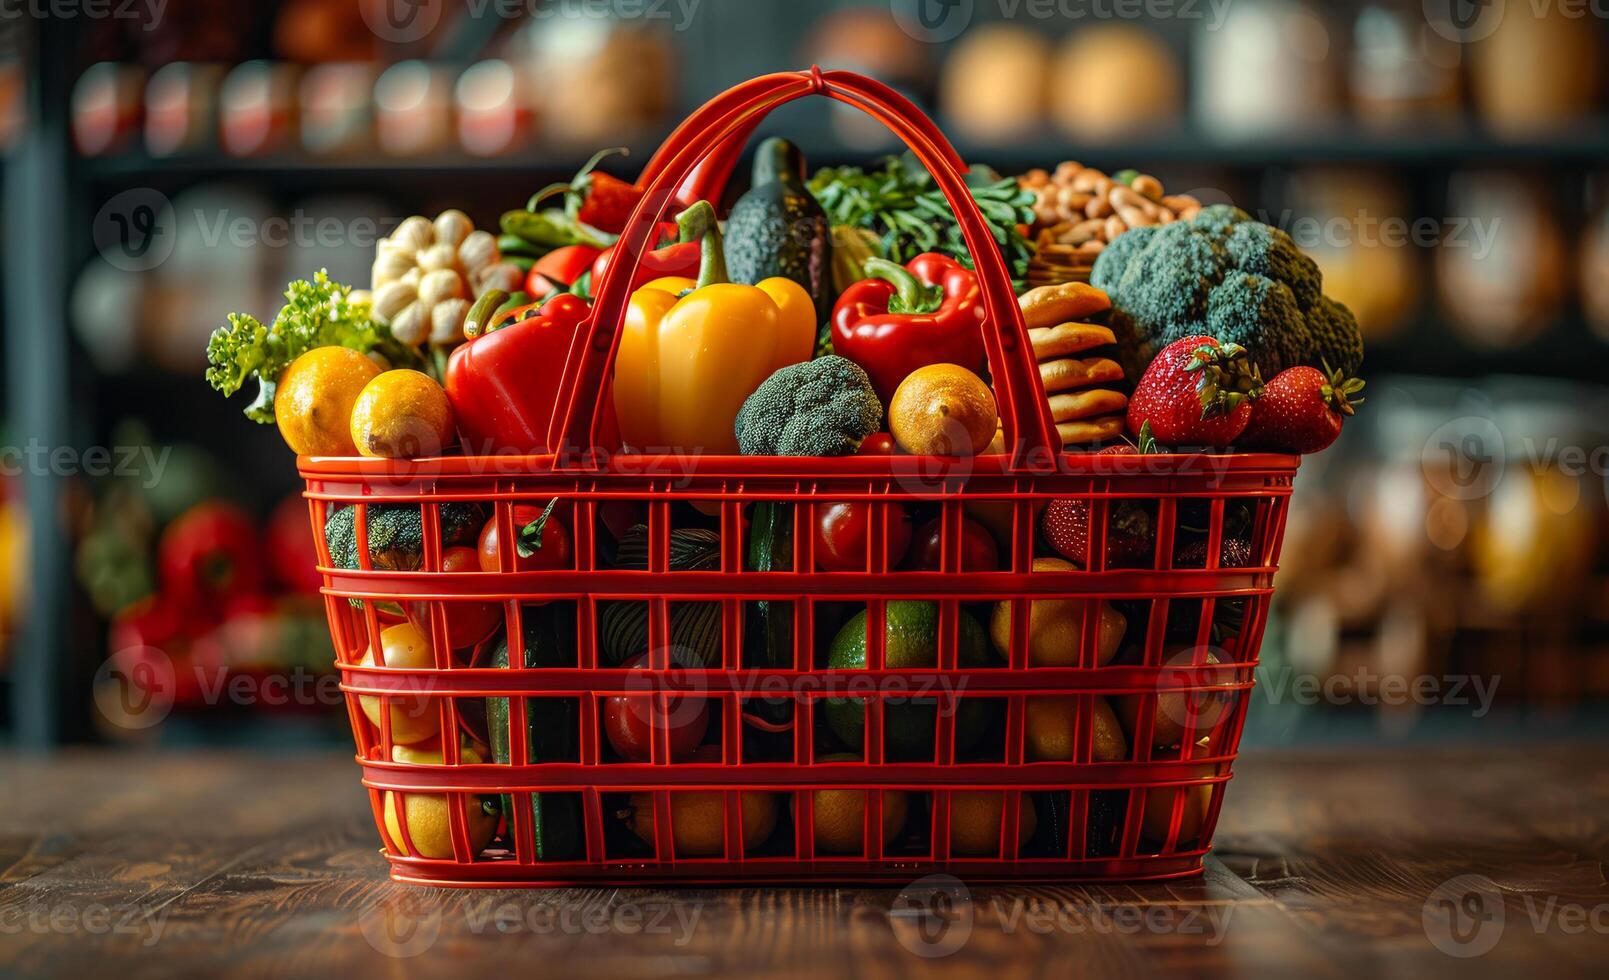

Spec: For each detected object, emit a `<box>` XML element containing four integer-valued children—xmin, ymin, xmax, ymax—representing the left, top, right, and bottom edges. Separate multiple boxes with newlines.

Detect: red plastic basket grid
<box><xmin>302</xmin><ymin>453</ymin><xmax>1295</xmax><ymax>887</ymax></box>
<box><xmin>299</xmin><ymin>67</ymin><xmax>1302</xmax><ymax>886</ymax></box>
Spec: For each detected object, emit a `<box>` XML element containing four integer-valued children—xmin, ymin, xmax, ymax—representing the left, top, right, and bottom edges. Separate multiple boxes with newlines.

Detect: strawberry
<box><xmin>1174</xmin><ymin>537</ymin><xmax>1253</xmax><ymax>569</ymax></box>
<box><xmin>1127</xmin><ymin>337</ymin><xmax>1262</xmax><ymax>449</ymax></box>
<box><xmin>1041</xmin><ymin>423</ymin><xmax>1159</xmax><ymax>567</ymax></box>
<box><xmin>1240</xmin><ymin>363</ymin><xmax>1364</xmax><ymax>454</ymax></box>
<box><xmin>1042</xmin><ymin>497</ymin><xmax>1156</xmax><ymax>568</ymax></box>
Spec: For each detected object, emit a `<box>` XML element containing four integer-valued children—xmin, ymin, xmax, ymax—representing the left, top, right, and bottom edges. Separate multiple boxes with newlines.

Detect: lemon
<box><xmin>949</xmin><ymin>791</ymin><xmax>1037</xmax><ymax>856</ymax></box>
<box><xmin>809</xmin><ymin>754</ymin><xmax>909</xmax><ymax>854</ymax></box>
<box><xmin>358</xmin><ymin>622</ymin><xmax>441</xmax><ymax>745</ymax></box>
<box><xmin>274</xmin><ymin>346</ymin><xmax>382</xmax><ymax>456</ymax></box>
<box><xmin>1025</xmin><ymin>696</ymin><xmax>1128</xmax><ymax>762</ymax></box>
<box><xmin>989</xmin><ymin>557</ymin><xmax>1126</xmax><ymax>666</ymax></box>
<box><xmin>382</xmin><ymin>738</ymin><xmax>499</xmax><ymax>859</ymax></box>
<box><xmin>349</xmin><ymin>369</ymin><xmax>455</xmax><ymax>459</ymax></box>
<box><xmin>889</xmin><ymin>363</ymin><xmax>998</xmax><ymax>456</ymax></box>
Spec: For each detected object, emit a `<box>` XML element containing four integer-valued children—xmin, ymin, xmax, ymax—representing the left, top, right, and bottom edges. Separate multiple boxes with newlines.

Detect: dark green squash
<box><xmin>725</xmin><ymin>137</ymin><xmax>832</xmax><ymax>326</ymax></box>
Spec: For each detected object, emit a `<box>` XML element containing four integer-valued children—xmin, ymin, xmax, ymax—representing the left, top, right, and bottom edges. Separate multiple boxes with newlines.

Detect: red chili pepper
<box><xmin>830</xmin><ymin>252</ymin><xmax>988</xmax><ymax>403</ymax></box>
<box><xmin>528</xmin><ymin>147</ymin><xmax>644</xmax><ymax>235</ymax></box>
<box><xmin>525</xmin><ymin>244</ymin><xmax>602</xmax><ymax>298</ymax></box>
<box><xmin>590</xmin><ymin>236</ymin><xmax>701</xmax><ymax>295</ymax></box>
<box><xmin>446</xmin><ymin>292</ymin><xmax>608</xmax><ymax>455</ymax></box>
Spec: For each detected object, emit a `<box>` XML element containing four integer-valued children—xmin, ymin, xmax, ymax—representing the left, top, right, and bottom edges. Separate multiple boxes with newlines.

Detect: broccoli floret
<box><xmin>735</xmin><ymin>355</ymin><xmax>882</xmax><ymax>456</ymax></box>
<box><xmin>324</xmin><ymin>502</ymin><xmax>484</xmax><ymax>572</ymax></box>
<box><xmin>1091</xmin><ymin>205</ymin><xmax>1363</xmax><ymax>379</ymax></box>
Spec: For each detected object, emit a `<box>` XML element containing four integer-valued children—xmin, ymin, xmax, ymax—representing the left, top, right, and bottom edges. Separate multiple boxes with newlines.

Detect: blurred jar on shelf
<box><xmin>1580</xmin><ymin>185</ymin><xmax>1609</xmax><ymax>344</ymax></box>
<box><xmin>1049</xmin><ymin>24</ymin><xmax>1181</xmax><ymax>140</ymax></box>
<box><xmin>455</xmin><ymin>59</ymin><xmax>531</xmax><ymax>158</ymax></box>
<box><xmin>375</xmin><ymin>61</ymin><xmax>454</xmax><ymax>156</ymax></box>
<box><xmin>1283</xmin><ymin>169</ymin><xmax>1419</xmax><ymax>341</ymax></box>
<box><xmin>1436</xmin><ymin>172</ymin><xmax>1567</xmax><ymax>347</ymax></box>
<box><xmin>299</xmin><ymin>62</ymin><xmax>376</xmax><ymax>157</ymax></box>
<box><xmin>1470</xmin><ymin>3</ymin><xmax>1601</xmax><ymax>136</ymax></box>
<box><xmin>1349</xmin><ymin>3</ymin><xmax>1462</xmax><ymax>127</ymax></box>
<box><xmin>273</xmin><ymin>0</ymin><xmax>376</xmax><ymax>62</ymax></box>
<box><xmin>72</xmin><ymin>62</ymin><xmax>144</xmax><ymax>156</ymax></box>
<box><xmin>514</xmin><ymin>13</ymin><xmax>674</xmax><ymax>145</ymax></box>
<box><xmin>144</xmin><ymin>63</ymin><xmax>223</xmax><ymax>157</ymax></box>
<box><xmin>940</xmin><ymin>23</ymin><xmax>1050</xmax><ymax>143</ymax></box>
<box><xmin>220</xmin><ymin>61</ymin><xmax>299</xmax><ymax>156</ymax></box>
<box><xmin>1194</xmin><ymin>0</ymin><xmax>1341</xmax><ymax>137</ymax></box>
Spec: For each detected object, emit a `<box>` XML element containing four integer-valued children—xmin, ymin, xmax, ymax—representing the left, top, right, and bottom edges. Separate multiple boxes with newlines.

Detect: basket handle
<box><xmin>550</xmin><ymin>67</ymin><xmax>1057</xmax><ymax>471</ymax></box>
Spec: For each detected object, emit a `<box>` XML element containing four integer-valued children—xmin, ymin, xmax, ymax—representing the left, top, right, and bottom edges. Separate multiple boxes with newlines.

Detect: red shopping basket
<box><xmin>302</xmin><ymin>68</ymin><xmax>1299</xmax><ymax>887</ymax></box>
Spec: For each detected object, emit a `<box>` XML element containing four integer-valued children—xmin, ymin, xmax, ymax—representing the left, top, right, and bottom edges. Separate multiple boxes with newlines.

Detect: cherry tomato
<box><xmin>407</xmin><ymin>547</ymin><xmax>503</xmax><ymax>649</ymax></box>
<box><xmin>477</xmin><ymin>502</ymin><xmax>573</xmax><ymax>572</ymax></box>
<box><xmin>813</xmin><ymin>502</ymin><xmax>911</xmax><ymax>572</ymax></box>
<box><xmin>856</xmin><ymin>433</ymin><xmax>896</xmax><ymax>455</ymax></box>
<box><xmin>524</xmin><ymin>244</ymin><xmax>601</xmax><ymax>297</ymax></box>
<box><xmin>907</xmin><ymin>517</ymin><xmax>1001</xmax><ymax>572</ymax></box>
<box><xmin>603</xmin><ymin>655</ymin><xmax>710</xmax><ymax>762</ymax></box>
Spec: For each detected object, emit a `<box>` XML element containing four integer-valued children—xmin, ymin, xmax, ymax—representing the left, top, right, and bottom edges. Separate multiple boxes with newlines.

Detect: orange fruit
<box><xmin>888</xmin><ymin>363</ymin><xmax>998</xmax><ymax>456</ymax></box>
<box><xmin>358</xmin><ymin>622</ymin><xmax>441</xmax><ymax>745</ymax></box>
<box><xmin>1141</xmin><ymin>766</ymin><xmax>1215</xmax><ymax>845</ymax></box>
<box><xmin>1025</xmin><ymin>695</ymin><xmax>1128</xmax><ymax>762</ymax></box>
<box><xmin>808</xmin><ymin>754</ymin><xmax>909</xmax><ymax>854</ymax></box>
<box><xmin>349</xmin><ymin>369</ymin><xmax>455</xmax><ymax>459</ymax></box>
<box><xmin>949</xmin><ymin>791</ymin><xmax>1037</xmax><ymax>856</ymax></box>
<box><xmin>989</xmin><ymin>557</ymin><xmax>1126</xmax><ymax>666</ymax></box>
<box><xmin>382</xmin><ymin>738</ymin><xmax>499</xmax><ymax>859</ymax></box>
<box><xmin>275</xmin><ymin>346</ymin><xmax>382</xmax><ymax>456</ymax></box>
<box><xmin>627</xmin><ymin>789</ymin><xmax>779</xmax><ymax>858</ymax></box>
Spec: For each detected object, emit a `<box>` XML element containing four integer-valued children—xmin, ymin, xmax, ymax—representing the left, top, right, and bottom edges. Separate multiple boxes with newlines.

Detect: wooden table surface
<box><xmin>2</xmin><ymin>743</ymin><xmax>1606</xmax><ymax>978</ymax></box>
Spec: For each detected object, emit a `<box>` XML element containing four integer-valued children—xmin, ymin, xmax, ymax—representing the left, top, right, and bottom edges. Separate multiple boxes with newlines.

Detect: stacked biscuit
<box><xmin>996</xmin><ymin>282</ymin><xmax>1127</xmax><ymax>450</ymax></box>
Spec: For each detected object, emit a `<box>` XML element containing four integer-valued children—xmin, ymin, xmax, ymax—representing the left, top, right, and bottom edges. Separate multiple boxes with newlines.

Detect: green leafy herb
<box><xmin>205</xmin><ymin>270</ymin><xmax>424</xmax><ymax>424</ymax></box>
<box><xmin>808</xmin><ymin>152</ymin><xmax>1036</xmax><ymax>288</ymax></box>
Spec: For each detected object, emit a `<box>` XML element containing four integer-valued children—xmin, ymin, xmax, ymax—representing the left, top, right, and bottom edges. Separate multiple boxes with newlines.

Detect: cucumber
<box><xmin>486</xmin><ymin>604</ymin><xmax>583</xmax><ymax>861</ymax></box>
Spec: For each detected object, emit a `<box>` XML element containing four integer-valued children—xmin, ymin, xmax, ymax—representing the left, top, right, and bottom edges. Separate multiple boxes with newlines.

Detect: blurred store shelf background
<box><xmin>3</xmin><ymin>0</ymin><xmax>1609</xmax><ymax>747</ymax></box>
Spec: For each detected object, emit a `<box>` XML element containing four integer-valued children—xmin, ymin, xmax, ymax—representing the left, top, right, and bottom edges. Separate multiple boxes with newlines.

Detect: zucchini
<box><xmin>486</xmin><ymin>604</ymin><xmax>583</xmax><ymax>861</ymax></box>
<box><xmin>725</xmin><ymin>138</ymin><xmax>832</xmax><ymax>325</ymax></box>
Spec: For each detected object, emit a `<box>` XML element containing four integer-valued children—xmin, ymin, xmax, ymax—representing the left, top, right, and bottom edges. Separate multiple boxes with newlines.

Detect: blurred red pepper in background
<box><xmin>528</xmin><ymin>147</ymin><xmax>645</xmax><ymax>235</ymax></box>
<box><xmin>157</xmin><ymin>501</ymin><xmax>262</xmax><ymax>617</ymax></box>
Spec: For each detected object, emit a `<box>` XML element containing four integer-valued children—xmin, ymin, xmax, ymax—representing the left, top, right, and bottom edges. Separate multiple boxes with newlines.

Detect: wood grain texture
<box><xmin>1</xmin><ymin>745</ymin><xmax>1605</xmax><ymax>978</ymax></box>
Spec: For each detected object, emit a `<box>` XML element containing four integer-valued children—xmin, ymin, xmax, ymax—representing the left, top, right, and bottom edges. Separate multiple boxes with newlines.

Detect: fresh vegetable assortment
<box><xmin>207</xmin><ymin>113</ymin><xmax>1363</xmax><ymax>864</ymax></box>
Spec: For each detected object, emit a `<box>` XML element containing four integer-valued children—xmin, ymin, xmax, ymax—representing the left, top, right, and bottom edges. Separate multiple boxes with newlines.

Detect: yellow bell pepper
<box><xmin>613</xmin><ymin>201</ymin><xmax>815</xmax><ymax>454</ymax></box>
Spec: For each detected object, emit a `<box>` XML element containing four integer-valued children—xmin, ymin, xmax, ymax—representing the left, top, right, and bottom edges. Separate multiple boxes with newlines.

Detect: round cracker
<box><xmin>1028</xmin><ymin>323</ymin><xmax>1116</xmax><ymax>359</ymax></box>
<box><xmin>1056</xmin><ymin>415</ymin><xmax>1126</xmax><ymax>447</ymax></box>
<box><xmin>1039</xmin><ymin>356</ymin><xmax>1124</xmax><ymax>393</ymax></box>
<box><xmin>1018</xmin><ymin>281</ymin><xmax>1112</xmax><ymax>329</ymax></box>
<box><xmin>1047</xmin><ymin>388</ymin><xmax>1128</xmax><ymax>423</ymax></box>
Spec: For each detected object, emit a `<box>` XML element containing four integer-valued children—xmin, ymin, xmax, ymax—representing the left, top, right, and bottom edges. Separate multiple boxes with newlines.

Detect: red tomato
<box><xmin>524</xmin><ymin>244</ymin><xmax>601</xmax><ymax>297</ymax></box>
<box><xmin>603</xmin><ymin>655</ymin><xmax>710</xmax><ymax>762</ymax></box>
<box><xmin>907</xmin><ymin>517</ymin><xmax>1001</xmax><ymax>572</ymax></box>
<box><xmin>856</xmin><ymin>433</ymin><xmax>897</xmax><ymax>455</ymax></box>
<box><xmin>813</xmin><ymin>501</ymin><xmax>911</xmax><ymax>572</ymax></box>
<box><xmin>407</xmin><ymin>547</ymin><xmax>503</xmax><ymax>649</ymax></box>
<box><xmin>476</xmin><ymin>503</ymin><xmax>573</xmax><ymax>572</ymax></box>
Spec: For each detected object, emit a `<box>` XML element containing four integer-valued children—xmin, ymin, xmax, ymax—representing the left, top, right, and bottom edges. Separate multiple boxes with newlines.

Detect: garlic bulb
<box><xmin>368</xmin><ymin>211</ymin><xmax>503</xmax><ymax>347</ymax></box>
<box><xmin>389</xmin><ymin>301</ymin><xmax>428</xmax><ymax>345</ymax></box>
<box><xmin>371</xmin><ymin>279</ymin><xmax>417</xmax><ymax>324</ymax></box>
<box><xmin>430</xmin><ymin>298</ymin><xmax>470</xmax><ymax>345</ymax></box>
<box><xmin>418</xmin><ymin>268</ymin><xmax>465</xmax><ymax>308</ymax></box>
<box><xmin>433</xmin><ymin>209</ymin><xmax>472</xmax><ymax>248</ymax></box>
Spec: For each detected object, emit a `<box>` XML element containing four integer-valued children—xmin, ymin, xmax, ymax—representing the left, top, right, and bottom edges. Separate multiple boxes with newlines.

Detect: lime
<box><xmin>823</xmin><ymin>601</ymin><xmax>997</xmax><ymax>759</ymax></box>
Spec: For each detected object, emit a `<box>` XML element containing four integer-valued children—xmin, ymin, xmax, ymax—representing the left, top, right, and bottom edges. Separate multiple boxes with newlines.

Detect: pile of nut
<box><xmin>364</xmin><ymin>210</ymin><xmax>525</xmax><ymax>349</ymax></box>
<box><xmin>1019</xmin><ymin>164</ymin><xmax>1203</xmax><ymax>286</ymax></box>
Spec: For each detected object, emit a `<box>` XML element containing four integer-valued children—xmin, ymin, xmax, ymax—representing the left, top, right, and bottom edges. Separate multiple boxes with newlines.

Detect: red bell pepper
<box><xmin>157</xmin><ymin>501</ymin><xmax>263</xmax><ymax>618</ymax></box>
<box><xmin>831</xmin><ymin>253</ymin><xmax>988</xmax><ymax>403</ymax></box>
<box><xmin>525</xmin><ymin>244</ymin><xmax>602</xmax><ymax>299</ymax></box>
<box><xmin>528</xmin><ymin>147</ymin><xmax>644</xmax><ymax>235</ymax></box>
<box><xmin>446</xmin><ymin>293</ymin><xmax>616</xmax><ymax>455</ymax></box>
